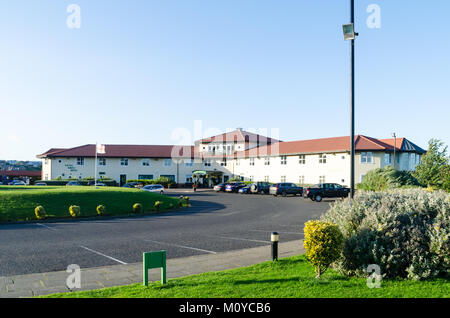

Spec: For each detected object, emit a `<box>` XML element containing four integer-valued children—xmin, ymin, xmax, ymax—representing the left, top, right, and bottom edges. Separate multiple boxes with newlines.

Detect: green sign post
<box><xmin>143</xmin><ymin>250</ymin><xmax>167</xmax><ymax>286</ymax></box>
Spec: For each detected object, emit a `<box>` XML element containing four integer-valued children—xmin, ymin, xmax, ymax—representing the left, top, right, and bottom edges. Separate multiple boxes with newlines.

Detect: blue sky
<box><xmin>1</xmin><ymin>0</ymin><xmax>449</xmax><ymax>160</ymax></box>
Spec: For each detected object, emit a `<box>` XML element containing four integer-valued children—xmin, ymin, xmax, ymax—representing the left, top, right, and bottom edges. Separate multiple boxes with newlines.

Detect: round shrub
<box><xmin>323</xmin><ymin>188</ymin><xmax>450</xmax><ymax>280</ymax></box>
<box><xmin>303</xmin><ymin>220</ymin><xmax>344</xmax><ymax>278</ymax></box>
<box><xmin>133</xmin><ymin>203</ymin><xmax>143</xmax><ymax>214</ymax></box>
<box><xmin>35</xmin><ymin>206</ymin><xmax>46</xmax><ymax>220</ymax></box>
<box><xmin>69</xmin><ymin>205</ymin><xmax>81</xmax><ymax>218</ymax></box>
<box><xmin>96</xmin><ymin>205</ymin><xmax>106</xmax><ymax>216</ymax></box>
<box><xmin>154</xmin><ymin>201</ymin><xmax>162</xmax><ymax>211</ymax></box>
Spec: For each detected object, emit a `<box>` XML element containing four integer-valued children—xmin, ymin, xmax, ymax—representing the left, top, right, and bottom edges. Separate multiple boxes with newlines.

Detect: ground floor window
<box><xmin>299</xmin><ymin>176</ymin><xmax>305</xmax><ymax>184</ymax></box>
<box><xmin>264</xmin><ymin>176</ymin><xmax>269</xmax><ymax>182</ymax></box>
<box><xmin>319</xmin><ymin>176</ymin><xmax>326</xmax><ymax>183</ymax></box>
<box><xmin>281</xmin><ymin>176</ymin><xmax>286</xmax><ymax>182</ymax></box>
<box><xmin>185</xmin><ymin>175</ymin><xmax>193</xmax><ymax>183</ymax></box>
<box><xmin>139</xmin><ymin>175</ymin><xmax>153</xmax><ymax>180</ymax></box>
<box><xmin>160</xmin><ymin>175</ymin><xmax>175</xmax><ymax>182</ymax></box>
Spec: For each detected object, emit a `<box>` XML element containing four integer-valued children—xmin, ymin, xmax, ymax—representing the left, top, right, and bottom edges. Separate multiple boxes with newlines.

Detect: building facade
<box><xmin>37</xmin><ymin>129</ymin><xmax>426</xmax><ymax>186</ymax></box>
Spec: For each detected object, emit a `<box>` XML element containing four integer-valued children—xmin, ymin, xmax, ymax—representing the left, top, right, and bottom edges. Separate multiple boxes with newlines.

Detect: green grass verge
<box><xmin>0</xmin><ymin>186</ymin><xmax>185</xmax><ymax>222</ymax></box>
<box><xmin>43</xmin><ymin>255</ymin><xmax>449</xmax><ymax>298</ymax></box>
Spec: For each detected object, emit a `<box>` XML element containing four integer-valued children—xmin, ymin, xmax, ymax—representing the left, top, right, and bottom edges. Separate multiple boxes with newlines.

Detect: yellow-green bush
<box><xmin>96</xmin><ymin>205</ymin><xmax>106</xmax><ymax>216</ymax></box>
<box><xmin>154</xmin><ymin>201</ymin><xmax>162</xmax><ymax>211</ymax></box>
<box><xmin>35</xmin><ymin>206</ymin><xmax>46</xmax><ymax>220</ymax></box>
<box><xmin>303</xmin><ymin>220</ymin><xmax>343</xmax><ymax>278</ymax></box>
<box><xmin>133</xmin><ymin>203</ymin><xmax>142</xmax><ymax>214</ymax></box>
<box><xmin>69</xmin><ymin>205</ymin><xmax>81</xmax><ymax>218</ymax></box>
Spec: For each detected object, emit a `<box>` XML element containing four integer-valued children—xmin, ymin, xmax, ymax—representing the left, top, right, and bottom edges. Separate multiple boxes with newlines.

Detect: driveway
<box><xmin>0</xmin><ymin>191</ymin><xmax>334</xmax><ymax>276</ymax></box>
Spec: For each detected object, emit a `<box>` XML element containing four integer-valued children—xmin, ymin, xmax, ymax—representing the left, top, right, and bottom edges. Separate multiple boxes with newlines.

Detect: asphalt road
<box><xmin>0</xmin><ymin>190</ymin><xmax>334</xmax><ymax>276</ymax></box>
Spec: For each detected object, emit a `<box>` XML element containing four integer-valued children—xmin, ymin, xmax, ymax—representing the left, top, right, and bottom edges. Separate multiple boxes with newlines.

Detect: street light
<box><xmin>343</xmin><ymin>0</ymin><xmax>358</xmax><ymax>199</ymax></box>
<box><xmin>392</xmin><ymin>132</ymin><xmax>397</xmax><ymax>169</ymax></box>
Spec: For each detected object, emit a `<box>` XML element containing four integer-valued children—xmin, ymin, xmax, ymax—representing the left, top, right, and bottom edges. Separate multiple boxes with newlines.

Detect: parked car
<box><xmin>269</xmin><ymin>183</ymin><xmax>303</xmax><ymax>197</ymax></box>
<box><xmin>250</xmin><ymin>182</ymin><xmax>272</xmax><ymax>194</ymax></box>
<box><xmin>92</xmin><ymin>182</ymin><xmax>106</xmax><ymax>187</ymax></box>
<box><xmin>303</xmin><ymin>183</ymin><xmax>351</xmax><ymax>202</ymax></box>
<box><xmin>34</xmin><ymin>182</ymin><xmax>47</xmax><ymax>186</ymax></box>
<box><xmin>142</xmin><ymin>184</ymin><xmax>164</xmax><ymax>194</ymax></box>
<box><xmin>238</xmin><ymin>185</ymin><xmax>252</xmax><ymax>194</ymax></box>
<box><xmin>225</xmin><ymin>182</ymin><xmax>246</xmax><ymax>193</ymax></box>
<box><xmin>9</xmin><ymin>180</ymin><xmax>26</xmax><ymax>186</ymax></box>
<box><xmin>122</xmin><ymin>182</ymin><xmax>143</xmax><ymax>188</ymax></box>
<box><xmin>66</xmin><ymin>181</ymin><xmax>81</xmax><ymax>186</ymax></box>
<box><xmin>213</xmin><ymin>183</ymin><xmax>227</xmax><ymax>192</ymax></box>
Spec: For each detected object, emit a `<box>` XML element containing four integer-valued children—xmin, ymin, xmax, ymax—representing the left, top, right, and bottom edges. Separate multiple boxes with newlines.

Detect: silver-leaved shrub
<box><xmin>322</xmin><ymin>189</ymin><xmax>449</xmax><ymax>280</ymax></box>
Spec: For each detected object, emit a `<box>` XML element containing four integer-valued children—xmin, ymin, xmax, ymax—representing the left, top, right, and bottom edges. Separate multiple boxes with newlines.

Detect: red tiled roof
<box><xmin>37</xmin><ymin>144</ymin><xmax>195</xmax><ymax>159</ymax></box>
<box><xmin>196</xmin><ymin>129</ymin><xmax>279</xmax><ymax>144</ymax></box>
<box><xmin>0</xmin><ymin>170</ymin><xmax>41</xmax><ymax>177</ymax></box>
<box><xmin>234</xmin><ymin>135</ymin><xmax>416</xmax><ymax>158</ymax></box>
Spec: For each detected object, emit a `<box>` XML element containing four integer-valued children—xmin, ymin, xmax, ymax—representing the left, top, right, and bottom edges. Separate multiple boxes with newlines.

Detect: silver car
<box><xmin>142</xmin><ymin>184</ymin><xmax>164</xmax><ymax>194</ymax></box>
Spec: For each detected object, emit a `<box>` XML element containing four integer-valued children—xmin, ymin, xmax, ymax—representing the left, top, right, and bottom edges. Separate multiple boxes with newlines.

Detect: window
<box><xmin>163</xmin><ymin>159</ymin><xmax>172</xmax><ymax>167</ymax></box>
<box><xmin>185</xmin><ymin>175</ymin><xmax>193</xmax><ymax>183</ymax></box>
<box><xmin>236</xmin><ymin>159</ymin><xmax>240</xmax><ymax>166</ymax></box>
<box><xmin>76</xmin><ymin>157</ymin><xmax>84</xmax><ymax>165</ymax></box>
<box><xmin>384</xmin><ymin>153</ymin><xmax>392</xmax><ymax>165</ymax></box>
<box><xmin>264</xmin><ymin>176</ymin><xmax>270</xmax><ymax>182</ymax></box>
<box><xmin>299</xmin><ymin>176</ymin><xmax>305</xmax><ymax>184</ymax></box>
<box><xmin>220</xmin><ymin>158</ymin><xmax>227</xmax><ymax>166</ymax></box>
<box><xmin>281</xmin><ymin>176</ymin><xmax>286</xmax><ymax>182</ymax></box>
<box><xmin>160</xmin><ymin>175</ymin><xmax>175</xmax><ymax>182</ymax></box>
<box><xmin>319</xmin><ymin>154</ymin><xmax>327</xmax><ymax>164</ymax></box>
<box><xmin>138</xmin><ymin>174</ymin><xmax>153</xmax><ymax>180</ymax></box>
<box><xmin>416</xmin><ymin>154</ymin><xmax>421</xmax><ymax>165</ymax></box>
<box><xmin>58</xmin><ymin>160</ymin><xmax>62</xmax><ymax>163</ymax></box>
<box><xmin>280</xmin><ymin>156</ymin><xmax>287</xmax><ymax>165</ymax></box>
<box><xmin>120</xmin><ymin>158</ymin><xmax>128</xmax><ymax>166</ymax></box>
<box><xmin>98</xmin><ymin>158</ymin><xmax>106</xmax><ymax>166</ymax></box>
<box><xmin>361</xmin><ymin>152</ymin><xmax>373</xmax><ymax>164</ymax></box>
<box><xmin>184</xmin><ymin>159</ymin><xmax>193</xmax><ymax>167</ymax></box>
<box><xmin>319</xmin><ymin>176</ymin><xmax>326</xmax><ymax>183</ymax></box>
<box><xmin>142</xmin><ymin>158</ymin><xmax>150</xmax><ymax>166</ymax></box>
<box><xmin>249</xmin><ymin>176</ymin><xmax>254</xmax><ymax>181</ymax></box>
<box><xmin>299</xmin><ymin>155</ymin><xmax>306</xmax><ymax>164</ymax></box>
<box><xmin>360</xmin><ymin>174</ymin><xmax>365</xmax><ymax>182</ymax></box>
<box><xmin>264</xmin><ymin>157</ymin><xmax>270</xmax><ymax>166</ymax></box>
<box><xmin>250</xmin><ymin>158</ymin><xmax>255</xmax><ymax>166</ymax></box>
<box><xmin>204</xmin><ymin>159</ymin><xmax>211</xmax><ymax>167</ymax></box>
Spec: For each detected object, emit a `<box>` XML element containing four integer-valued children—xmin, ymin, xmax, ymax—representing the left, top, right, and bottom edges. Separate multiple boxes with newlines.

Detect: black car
<box><xmin>250</xmin><ymin>182</ymin><xmax>272</xmax><ymax>194</ymax></box>
<box><xmin>238</xmin><ymin>185</ymin><xmax>252</xmax><ymax>194</ymax></box>
<box><xmin>303</xmin><ymin>183</ymin><xmax>351</xmax><ymax>202</ymax></box>
<box><xmin>269</xmin><ymin>183</ymin><xmax>303</xmax><ymax>197</ymax></box>
<box><xmin>225</xmin><ymin>182</ymin><xmax>246</xmax><ymax>193</ymax></box>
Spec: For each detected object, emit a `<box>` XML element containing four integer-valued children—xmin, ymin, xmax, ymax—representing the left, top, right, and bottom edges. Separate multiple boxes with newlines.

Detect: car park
<box><xmin>213</xmin><ymin>183</ymin><xmax>227</xmax><ymax>192</ymax></box>
<box><xmin>9</xmin><ymin>180</ymin><xmax>26</xmax><ymax>186</ymax></box>
<box><xmin>225</xmin><ymin>182</ymin><xmax>246</xmax><ymax>193</ymax></box>
<box><xmin>238</xmin><ymin>185</ymin><xmax>251</xmax><ymax>194</ymax></box>
<box><xmin>250</xmin><ymin>182</ymin><xmax>271</xmax><ymax>194</ymax></box>
<box><xmin>303</xmin><ymin>183</ymin><xmax>350</xmax><ymax>202</ymax></box>
<box><xmin>269</xmin><ymin>183</ymin><xmax>303</xmax><ymax>197</ymax></box>
<box><xmin>142</xmin><ymin>184</ymin><xmax>164</xmax><ymax>194</ymax></box>
<box><xmin>66</xmin><ymin>181</ymin><xmax>81</xmax><ymax>186</ymax></box>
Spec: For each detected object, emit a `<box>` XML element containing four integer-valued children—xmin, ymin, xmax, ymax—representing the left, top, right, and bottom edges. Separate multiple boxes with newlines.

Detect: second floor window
<box><xmin>142</xmin><ymin>159</ymin><xmax>150</xmax><ymax>166</ymax></box>
<box><xmin>264</xmin><ymin>157</ymin><xmax>270</xmax><ymax>166</ymax></box>
<box><xmin>185</xmin><ymin>159</ymin><xmax>193</xmax><ymax>167</ymax></box>
<box><xmin>204</xmin><ymin>159</ymin><xmax>211</xmax><ymax>167</ymax></box>
<box><xmin>98</xmin><ymin>158</ymin><xmax>106</xmax><ymax>166</ymax></box>
<box><xmin>299</xmin><ymin>155</ymin><xmax>306</xmax><ymax>164</ymax></box>
<box><xmin>250</xmin><ymin>158</ymin><xmax>255</xmax><ymax>166</ymax></box>
<box><xmin>76</xmin><ymin>157</ymin><xmax>84</xmax><ymax>165</ymax></box>
<box><xmin>221</xmin><ymin>159</ymin><xmax>227</xmax><ymax>166</ymax></box>
<box><xmin>120</xmin><ymin>158</ymin><xmax>128</xmax><ymax>166</ymax></box>
<box><xmin>319</xmin><ymin>154</ymin><xmax>327</xmax><ymax>164</ymax></box>
<box><xmin>361</xmin><ymin>152</ymin><xmax>373</xmax><ymax>164</ymax></box>
<box><xmin>280</xmin><ymin>156</ymin><xmax>287</xmax><ymax>165</ymax></box>
<box><xmin>163</xmin><ymin>159</ymin><xmax>172</xmax><ymax>167</ymax></box>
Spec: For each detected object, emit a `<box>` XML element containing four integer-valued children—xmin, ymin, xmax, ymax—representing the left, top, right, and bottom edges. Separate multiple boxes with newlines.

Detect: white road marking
<box><xmin>142</xmin><ymin>239</ymin><xmax>217</xmax><ymax>254</ymax></box>
<box><xmin>215</xmin><ymin>235</ymin><xmax>271</xmax><ymax>244</ymax></box>
<box><xmin>79</xmin><ymin>246</ymin><xmax>128</xmax><ymax>265</ymax></box>
<box><xmin>248</xmin><ymin>229</ymin><xmax>304</xmax><ymax>235</ymax></box>
<box><xmin>36</xmin><ymin>223</ymin><xmax>57</xmax><ymax>231</ymax></box>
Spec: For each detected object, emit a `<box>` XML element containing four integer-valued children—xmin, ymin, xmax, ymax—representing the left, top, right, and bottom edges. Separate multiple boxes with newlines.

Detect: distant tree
<box><xmin>413</xmin><ymin>139</ymin><xmax>449</xmax><ymax>190</ymax></box>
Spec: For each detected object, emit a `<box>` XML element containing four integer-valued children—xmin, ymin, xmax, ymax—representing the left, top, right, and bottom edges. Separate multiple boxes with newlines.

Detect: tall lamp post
<box><xmin>392</xmin><ymin>132</ymin><xmax>397</xmax><ymax>169</ymax></box>
<box><xmin>343</xmin><ymin>0</ymin><xmax>359</xmax><ymax>199</ymax></box>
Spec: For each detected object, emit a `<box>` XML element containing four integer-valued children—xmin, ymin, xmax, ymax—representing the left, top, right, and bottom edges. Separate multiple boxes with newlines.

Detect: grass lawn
<box><xmin>43</xmin><ymin>255</ymin><xmax>449</xmax><ymax>298</ymax></box>
<box><xmin>0</xmin><ymin>186</ymin><xmax>185</xmax><ymax>222</ymax></box>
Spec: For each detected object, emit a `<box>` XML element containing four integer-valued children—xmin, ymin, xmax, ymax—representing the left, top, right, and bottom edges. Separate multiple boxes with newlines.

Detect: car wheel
<box><xmin>282</xmin><ymin>191</ymin><xmax>287</xmax><ymax>197</ymax></box>
<box><xmin>260</xmin><ymin>190</ymin><xmax>265</xmax><ymax>195</ymax></box>
<box><xmin>160</xmin><ymin>191</ymin><xmax>164</xmax><ymax>195</ymax></box>
<box><xmin>314</xmin><ymin>195</ymin><xmax>322</xmax><ymax>202</ymax></box>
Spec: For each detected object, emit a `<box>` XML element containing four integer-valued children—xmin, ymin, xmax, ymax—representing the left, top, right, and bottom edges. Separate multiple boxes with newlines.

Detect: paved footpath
<box><xmin>0</xmin><ymin>240</ymin><xmax>304</xmax><ymax>298</ymax></box>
